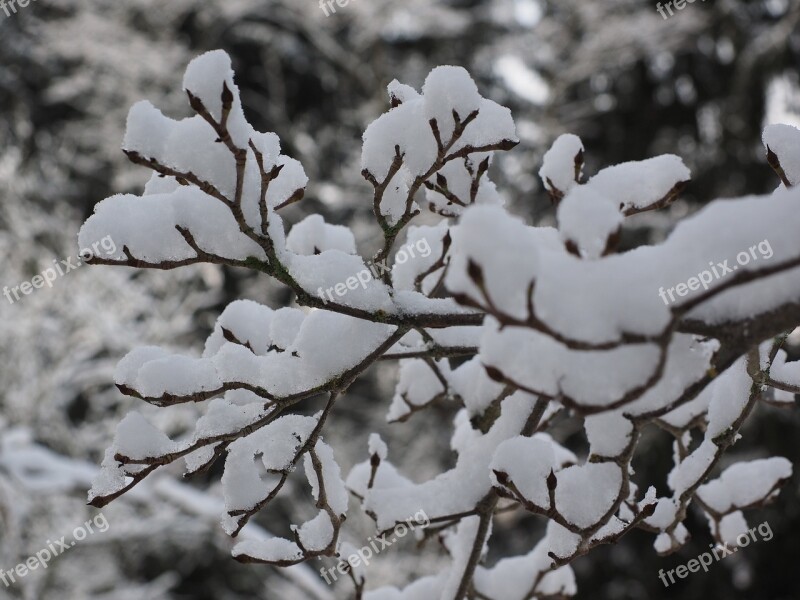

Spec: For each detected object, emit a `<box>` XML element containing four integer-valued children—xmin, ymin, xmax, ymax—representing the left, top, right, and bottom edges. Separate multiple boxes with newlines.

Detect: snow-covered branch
<box><xmin>81</xmin><ymin>51</ymin><xmax>800</xmax><ymax>599</ymax></box>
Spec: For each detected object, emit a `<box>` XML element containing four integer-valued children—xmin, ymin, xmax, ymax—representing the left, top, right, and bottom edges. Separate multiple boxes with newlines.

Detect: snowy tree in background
<box><xmin>80</xmin><ymin>50</ymin><xmax>800</xmax><ymax>599</ymax></box>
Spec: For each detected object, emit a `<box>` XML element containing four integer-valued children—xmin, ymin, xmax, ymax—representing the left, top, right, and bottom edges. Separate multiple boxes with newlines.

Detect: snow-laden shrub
<box><xmin>80</xmin><ymin>50</ymin><xmax>800</xmax><ymax>599</ymax></box>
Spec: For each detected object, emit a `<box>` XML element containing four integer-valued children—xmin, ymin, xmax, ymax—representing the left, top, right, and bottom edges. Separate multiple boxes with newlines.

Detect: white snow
<box><xmin>286</xmin><ymin>214</ymin><xmax>357</xmax><ymax>256</ymax></box>
<box><xmin>423</xmin><ymin>66</ymin><xmax>482</xmax><ymax>140</ymax></box>
<box><xmin>491</xmin><ymin>436</ymin><xmax>557</xmax><ymax>507</ymax></box>
<box><xmin>114</xmin><ymin>412</ymin><xmax>178</xmax><ymax>461</ymax></box>
<box><xmin>303</xmin><ymin>440</ymin><xmax>349</xmax><ymax>516</ymax></box>
<box><xmin>222</xmin><ymin>414</ymin><xmax>318</xmax><ymax>521</ymax></box>
<box><xmin>697</xmin><ymin>457</ymin><xmax>792</xmax><ymax>514</ymax></box>
<box><xmin>539</xmin><ymin>134</ymin><xmax>583</xmax><ymax>196</ymax></box>
<box><xmin>387</xmin><ymin>359</ymin><xmax>448</xmax><ymax>422</ymax></box>
<box><xmin>554</xmin><ymin>463</ymin><xmax>622</xmax><ymax>529</ymax></box>
<box><xmin>763</xmin><ymin>123</ymin><xmax>800</xmax><ymax>186</ymax></box>
<box><xmin>363</xmin><ymin>393</ymin><xmax>536</xmax><ymax>530</ymax></box>
<box><xmin>556</xmin><ymin>185</ymin><xmax>623</xmax><ymax>259</ymax></box>
<box><xmin>586</xmin><ymin>155</ymin><xmax>690</xmax><ymax>213</ymax></box>
<box><xmin>295</xmin><ymin>510</ymin><xmax>335</xmax><ymax>552</ymax></box>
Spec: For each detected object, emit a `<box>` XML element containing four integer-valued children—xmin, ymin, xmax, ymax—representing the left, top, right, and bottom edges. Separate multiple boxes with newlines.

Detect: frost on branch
<box><xmin>82</xmin><ymin>50</ymin><xmax>800</xmax><ymax>599</ymax></box>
